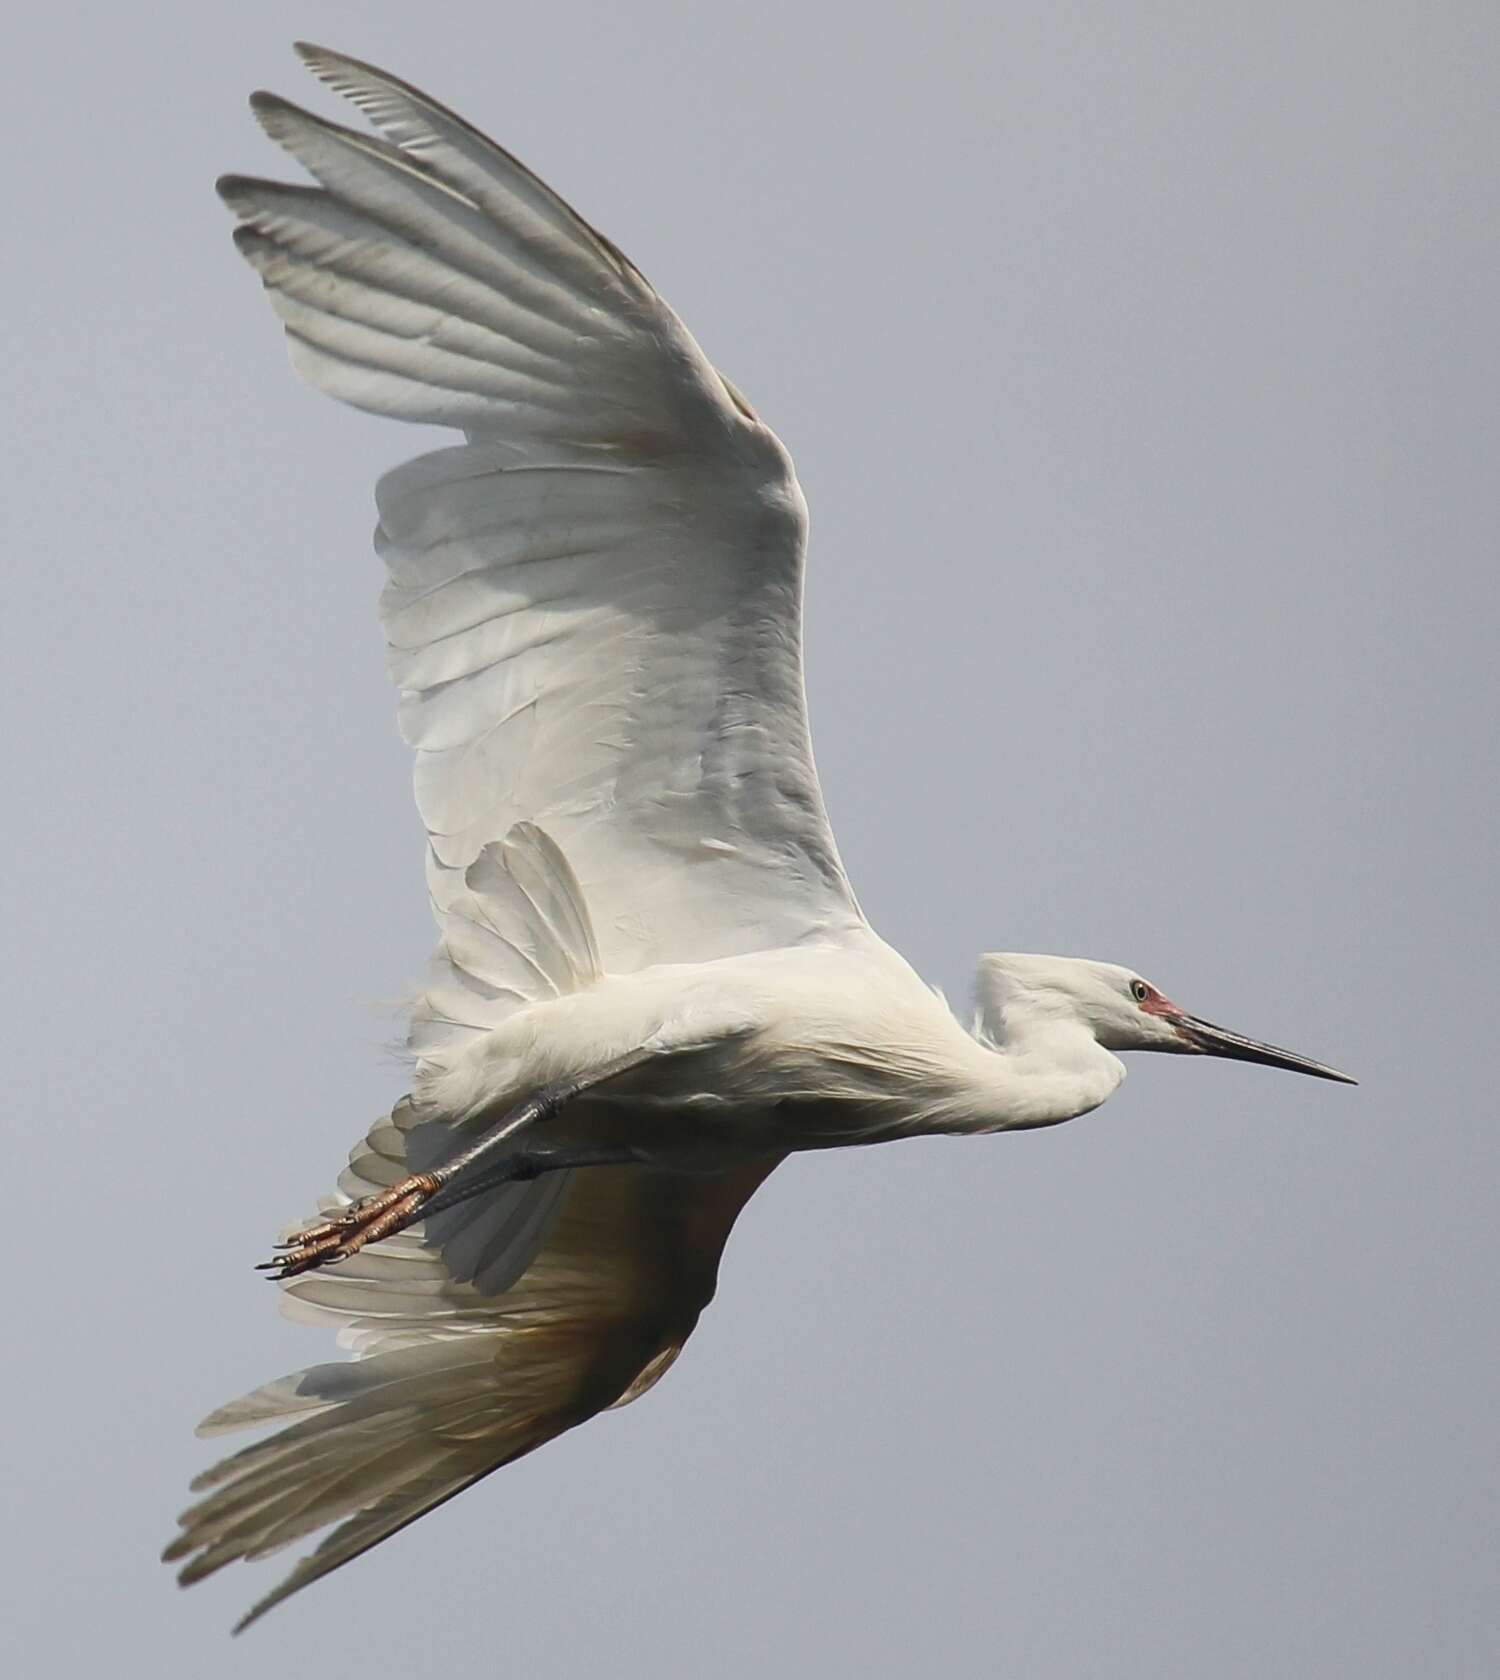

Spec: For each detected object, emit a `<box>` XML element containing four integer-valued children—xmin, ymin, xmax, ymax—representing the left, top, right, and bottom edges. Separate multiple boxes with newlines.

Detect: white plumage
<box><xmin>167</xmin><ymin>45</ymin><xmax>1352</xmax><ymax>1629</ymax></box>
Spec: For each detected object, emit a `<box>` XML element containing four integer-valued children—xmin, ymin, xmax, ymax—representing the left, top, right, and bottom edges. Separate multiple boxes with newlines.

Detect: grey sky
<box><xmin>6</xmin><ymin>2</ymin><xmax>1496</xmax><ymax>1674</ymax></box>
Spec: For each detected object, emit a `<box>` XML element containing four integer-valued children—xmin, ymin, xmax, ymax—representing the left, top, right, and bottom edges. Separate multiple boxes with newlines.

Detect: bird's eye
<box><xmin>1130</xmin><ymin>980</ymin><xmax>1150</xmax><ymax>1003</ymax></box>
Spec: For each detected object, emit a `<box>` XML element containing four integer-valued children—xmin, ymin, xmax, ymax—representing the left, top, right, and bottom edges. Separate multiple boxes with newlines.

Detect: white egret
<box><xmin>166</xmin><ymin>46</ymin><xmax>1353</xmax><ymax>1629</ymax></box>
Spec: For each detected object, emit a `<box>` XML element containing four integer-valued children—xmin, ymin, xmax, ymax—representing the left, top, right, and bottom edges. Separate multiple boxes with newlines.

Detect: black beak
<box><xmin>1172</xmin><ymin>1014</ymin><xmax>1357</xmax><ymax>1084</ymax></box>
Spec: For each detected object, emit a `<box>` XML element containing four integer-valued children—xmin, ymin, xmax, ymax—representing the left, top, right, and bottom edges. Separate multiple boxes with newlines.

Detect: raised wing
<box><xmin>219</xmin><ymin>43</ymin><xmax>864</xmax><ymax>1074</ymax></box>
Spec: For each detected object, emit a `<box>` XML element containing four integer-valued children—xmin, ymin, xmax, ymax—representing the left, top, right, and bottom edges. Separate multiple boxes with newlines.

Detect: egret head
<box><xmin>976</xmin><ymin>953</ymin><xmax>1354</xmax><ymax>1082</ymax></box>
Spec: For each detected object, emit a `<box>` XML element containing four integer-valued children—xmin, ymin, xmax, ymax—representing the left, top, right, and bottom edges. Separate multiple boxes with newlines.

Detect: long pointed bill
<box><xmin>1172</xmin><ymin>1013</ymin><xmax>1357</xmax><ymax>1084</ymax></box>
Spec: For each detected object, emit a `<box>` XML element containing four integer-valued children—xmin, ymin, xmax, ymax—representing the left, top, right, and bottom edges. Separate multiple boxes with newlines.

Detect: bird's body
<box><xmin>415</xmin><ymin>932</ymin><xmax>1123</xmax><ymax>1164</ymax></box>
<box><xmin>168</xmin><ymin>45</ymin><xmax>1351</xmax><ymax>1628</ymax></box>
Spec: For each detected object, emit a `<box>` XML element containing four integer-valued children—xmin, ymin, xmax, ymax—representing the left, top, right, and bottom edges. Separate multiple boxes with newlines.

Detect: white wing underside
<box><xmin>219</xmin><ymin>48</ymin><xmax>861</xmax><ymax>1348</ymax></box>
<box><xmin>222</xmin><ymin>50</ymin><xmax>863</xmax><ymax>1077</ymax></box>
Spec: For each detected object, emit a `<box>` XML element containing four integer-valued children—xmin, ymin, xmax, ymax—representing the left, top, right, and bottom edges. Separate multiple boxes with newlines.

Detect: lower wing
<box><xmin>165</xmin><ymin>1148</ymin><xmax>780</xmax><ymax>1629</ymax></box>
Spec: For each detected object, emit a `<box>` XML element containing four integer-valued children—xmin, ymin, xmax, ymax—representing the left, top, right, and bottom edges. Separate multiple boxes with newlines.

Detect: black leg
<box><xmin>419</xmin><ymin>1046</ymin><xmax>656</xmax><ymax>1206</ymax></box>
<box><xmin>420</xmin><ymin>1140</ymin><xmax>645</xmax><ymax>1216</ymax></box>
<box><xmin>262</xmin><ymin>1047</ymin><xmax>658</xmax><ymax>1277</ymax></box>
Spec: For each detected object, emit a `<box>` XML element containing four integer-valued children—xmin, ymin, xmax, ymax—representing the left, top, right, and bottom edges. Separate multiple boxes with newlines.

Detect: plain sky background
<box><xmin>5</xmin><ymin>2</ymin><xmax>1496</xmax><ymax>1675</ymax></box>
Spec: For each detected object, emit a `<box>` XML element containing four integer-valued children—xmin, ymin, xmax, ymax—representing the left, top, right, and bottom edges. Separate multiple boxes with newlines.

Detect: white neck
<box><xmin>945</xmin><ymin>1011</ymin><xmax>1126</xmax><ymax>1135</ymax></box>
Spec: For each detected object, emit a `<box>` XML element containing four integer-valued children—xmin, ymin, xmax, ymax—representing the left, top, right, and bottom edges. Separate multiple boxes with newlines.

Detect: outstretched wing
<box><xmin>167</xmin><ymin>1152</ymin><xmax>781</xmax><ymax>1630</ymax></box>
<box><xmin>219</xmin><ymin>43</ymin><xmax>864</xmax><ymax>1074</ymax></box>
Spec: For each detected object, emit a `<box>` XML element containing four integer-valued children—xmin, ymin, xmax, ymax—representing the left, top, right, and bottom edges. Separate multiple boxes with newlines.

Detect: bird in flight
<box><xmin>166</xmin><ymin>45</ymin><xmax>1354</xmax><ymax>1629</ymax></box>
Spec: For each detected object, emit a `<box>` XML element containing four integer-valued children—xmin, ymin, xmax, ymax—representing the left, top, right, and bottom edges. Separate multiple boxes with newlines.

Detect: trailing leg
<box><xmin>260</xmin><ymin>1050</ymin><xmax>656</xmax><ymax>1278</ymax></box>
